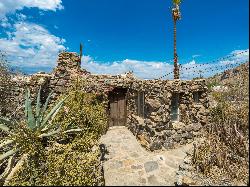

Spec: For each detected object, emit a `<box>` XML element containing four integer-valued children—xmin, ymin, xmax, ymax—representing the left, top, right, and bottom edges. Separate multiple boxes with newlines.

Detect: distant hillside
<box><xmin>207</xmin><ymin>62</ymin><xmax>249</xmax><ymax>92</ymax></box>
<box><xmin>191</xmin><ymin>62</ymin><xmax>249</xmax><ymax>186</ymax></box>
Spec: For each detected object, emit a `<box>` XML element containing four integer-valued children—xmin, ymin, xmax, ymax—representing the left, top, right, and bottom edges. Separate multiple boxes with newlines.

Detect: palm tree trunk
<box><xmin>173</xmin><ymin>19</ymin><xmax>179</xmax><ymax>79</ymax></box>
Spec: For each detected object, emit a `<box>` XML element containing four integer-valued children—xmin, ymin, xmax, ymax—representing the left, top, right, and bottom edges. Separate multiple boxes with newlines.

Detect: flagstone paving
<box><xmin>100</xmin><ymin>126</ymin><xmax>193</xmax><ymax>186</ymax></box>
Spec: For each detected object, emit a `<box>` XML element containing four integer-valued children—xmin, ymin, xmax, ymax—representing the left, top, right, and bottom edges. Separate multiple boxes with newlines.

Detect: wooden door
<box><xmin>109</xmin><ymin>89</ymin><xmax>127</xmax><ymax>127</ymax></box>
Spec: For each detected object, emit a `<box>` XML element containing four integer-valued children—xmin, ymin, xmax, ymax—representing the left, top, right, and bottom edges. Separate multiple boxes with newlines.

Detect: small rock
<box><xmin>144</xmin><ymin>161</ymin><xmax>159</xmax><ymax>173</ymax></box>
<box><xmin>138</xmin><ymin>177</ymin><xmax>147</xmax><ymax>184</ymax></box>
<box><xmin>149</xmin><ymin>141</ymin><xmax>162</xmax><ymax>151</ymax></box>
<box><xmin>173</xmin><ymin>134</ymin><xmax>182</xmax><ymax>142</ymax></box>
<box><xmin>186</xmin><ymin>149</ymin><xmax>193</xmax><ymax>156</ymax></box>
<box><xmin>183</xmin><ymin>157</ymin><xmax>192</xmax><ymax>164</ymax></box>
<box><xmin>165</xmin><ymin>130</ymin><xmax>173</xmax><ymax>137</ymax></box>
<box><xmin>172</xmin><ymin>122</ymin><xmax>185</xmax><ymax>130</ymax></box>
<box><xmin>176</xmin><ymin>170</ymin><xmax>185</xmax><ymax>175</ymax></box>
<box><xmin>131</xmin><ymin>164</ymin><xmax>143</xmax><ymax>169</ymax></box>
<box><xmin>147</xmin><ymin>175</ymin><xmax>160</xmax><ymax>185</ymax></box>
<box><xmin>186</xmin><ymin>132</ymin><xmax>194</xmax><ymax>139</ymax></box>
<box><xmin>163</xmin><ymin>140</ymin><xmax>175</xmax><ymax>149</ymax></box>
<box><xmin>110</xmin><ymin>160</ymin><xmax>123</xmax><ymax>169</ymax></box>
<box><xmin>176</xmin><ymin>174</ymin><xmax>183</xmax><ymax>186</ymax></box>
<box><xmin>182</xmin><ymin>176</ymin><xmax>197</xmax><ymax>186</ymax></box>
<box><xmin>179</xmin><ymin>163</ymin><xmax>192</xmax><ymax>171</ymax></box>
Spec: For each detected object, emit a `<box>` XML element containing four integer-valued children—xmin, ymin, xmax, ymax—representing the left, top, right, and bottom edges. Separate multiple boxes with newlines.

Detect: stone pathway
<box><xmin>100</xmin><ymin>126</ymin><xmax>193</xmax><ymax>186</ymax></box>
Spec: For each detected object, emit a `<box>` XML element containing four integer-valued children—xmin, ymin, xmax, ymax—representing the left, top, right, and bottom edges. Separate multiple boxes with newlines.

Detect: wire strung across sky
<box><xmin>156</xmin><ymin>50</ymin><xmax>249</xmax><ymax>80</ymax></box>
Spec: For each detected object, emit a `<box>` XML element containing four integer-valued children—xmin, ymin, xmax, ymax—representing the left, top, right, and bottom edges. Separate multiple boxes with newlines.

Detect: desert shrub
<box><xmin>192</xmin><ymin>64</ymin><xmax>249</xmax><ymax>184</ymax></box>
<box><xmin>8</xmin><ymin>136</ymin><xmax>103</xmax><ymax>186</ymax></box>
<box><xmin>6</xmin><ymin>81</ymin><xmax>108</xmax><ymax>186</ymax></box>
<box><xmin>0</xmin><ymin>88</ymin><xmax>70</xmax><ymax>185</ymax></box>
<box><xmin>207</xmin><ymin>81</ymin><xmax>220</xmax><ymax>92</ymax></box>
<box><xmin>0</xmin><ymin>51</ymin><xmax>13</xmax><ymax>117</ymax></box>
<box><xmin>51</xmin><ymin>83</ymin><xmax>108</xmax><ymax>142</ymax></box>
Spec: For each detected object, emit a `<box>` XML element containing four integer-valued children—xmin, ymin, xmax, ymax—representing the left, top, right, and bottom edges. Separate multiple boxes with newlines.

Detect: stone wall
<box><xmin>8</xmin><ymin>52</ymin><xmax>209</xmax><ymax>151</ymax></box>
<box><xmin>80</xmin><ymin>74</ymin><xmax>209</xmax><ymax>151</ymax></box>
<box><xmin>6</xmin><ymin>72</ymin><xmax>51</xmax><ymax>120</ymax></box>
<box><xmin>6</xmin><ymin>52</ymin><xmax>84</xmax><ymax>118</ymax></box>
<box><xmin>49</xmin><ymin>52</ymin><xmax>90</xmax><ymax>100</ymax></box>
<box><xmin>124</xmin><ymin>80</ymin><xmax>209</xmax><ymax>151</ymax></box>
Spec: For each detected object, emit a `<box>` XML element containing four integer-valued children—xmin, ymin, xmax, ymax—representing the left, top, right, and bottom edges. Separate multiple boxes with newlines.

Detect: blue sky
<box><xmin>0</xmin><ymin>0</ymin><xmax>249</xmax><ymax>79</ymax></box>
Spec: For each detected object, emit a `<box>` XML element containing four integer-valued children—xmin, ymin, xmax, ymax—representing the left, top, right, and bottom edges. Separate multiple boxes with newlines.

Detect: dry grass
<box><xmin>192</xmin><ymin>62</ymin><xmax>249</xmax><ymax>185</ymax></box>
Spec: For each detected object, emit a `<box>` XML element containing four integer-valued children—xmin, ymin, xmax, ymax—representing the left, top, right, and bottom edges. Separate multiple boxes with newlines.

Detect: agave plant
<box><xmin>0</xmin><ymin>87</ymin><xmax>81</xmax><ymax>183</ymax></box>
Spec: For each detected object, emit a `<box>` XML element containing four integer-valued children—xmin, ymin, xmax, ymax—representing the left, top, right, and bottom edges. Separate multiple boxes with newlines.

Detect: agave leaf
<box><xmin>0</xmin><ymin>149</ymin><xmax>18</xmax><ymax>162</ymax></box>
<box><xmin>26</xmin><ymin>89</ymin><xmax>36</xmax><ymax>130</ymax></box>
<box><xmin>64</xmin><ymin>128</ymin><xmax>83</xmax><ymax>134</ymax></box>
<box><xmin>0</xmin><ymin>124</ymin><xmax>10</xmax><ymax>132</ymax></box>
<box><xmin>39</xmin><ymin>127</ymin><xmax>61</xmax><ymax>138</ymax></box>
<box><xmin>0</xmin><ymin>159</ymin><xmax>7</xmax><ymax>169</ymax></box>
<box><xmin>40</xmin><ymin>92</ymin><xmax>53</xmax><ymax>123</ymax></box>
<box><xmin>40</xmin><ymin>123</ymin><xmax>58</xmax><ymax>132</ymax></box>
<box><xmin>0</xmin><ymin>140</ymin><xmax>14</xmax><ymax>149</ymax></box>
<box><xmin>0</xmin><ymin>156</ymin><xmax>15</xmax><ymax>181</ymax></box>
<box><xmin>35</xmin><ymin>86</ymin><xmax>42</xmax><ymax>126</ymax></box>
<box><xmin>0</xmin><ymin>117</ymin><xmax>14</xmax><ymax>127</ymax></box>
<box><xmin>51</xmin><ymin>104</ymin><xmax>62</xmax><ymax>121</ymax></box>
<box><xmin>41</xmin><ymin>97</ymin><xmax>67</xmax><ymax>128</ymax></box>
<box><xmin>24</xmin><ymin>88</ymin><xmax>28</xmax><ymax>118</ymax></box>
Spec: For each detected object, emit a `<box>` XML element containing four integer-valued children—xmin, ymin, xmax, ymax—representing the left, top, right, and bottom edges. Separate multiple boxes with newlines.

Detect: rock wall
<box><xmin>7</xmin><ymin>73</ymin><xmax>51</xmax><ymax>120</ymax></box>
<box><xmin>49</xmin><ymin>52</ymin><xmax>90</xmax><ymax>100</ymax></box>
<box><xmin>126</xmin><ymin>80</ymin><xmax>208</xmax><ymax>151</ymax></box>
<box><xmin>8</xmin><ymin>52</ymin><xmax>209</xmax><ymax>151</ymax></box>
<box><xmin>81</xmin><ymin>74</ymin><xmax>209</xmax><ymax>151</ymax></box>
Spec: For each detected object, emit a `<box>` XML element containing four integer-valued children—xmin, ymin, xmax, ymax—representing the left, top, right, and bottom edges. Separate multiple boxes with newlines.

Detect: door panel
<box><xmin>109</xmin><ymin>89</ymin><xmax>127</xmax><ymax>127</ymax></box>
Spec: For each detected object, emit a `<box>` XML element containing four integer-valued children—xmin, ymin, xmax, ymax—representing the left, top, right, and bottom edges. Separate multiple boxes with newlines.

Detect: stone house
<box><xmin>10</xmin><ymin>52</ymin><xmax>209</xmax><ymax>151</ymax></box>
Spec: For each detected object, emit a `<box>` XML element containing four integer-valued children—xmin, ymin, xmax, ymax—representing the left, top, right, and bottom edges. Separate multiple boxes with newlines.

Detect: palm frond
<box><xmin>173</xmin><ymin>0</ymin><xmax>181</xmax><ymax>5</ymax></box>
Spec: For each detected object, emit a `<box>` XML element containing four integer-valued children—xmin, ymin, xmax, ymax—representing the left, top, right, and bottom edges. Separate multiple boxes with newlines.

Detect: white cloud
<box><xmin>0</xmin><ymin>22</ymin><xmax>65</xmax><ymax>68</ymax></box>
<box><xmin>192</xmin><ymin>54</ymin><xmax>201</xmax><ymax>58</ymax></box>
<box><xmin>0</xmin><ymin>0</ymin><xmax>63</xmax><ymax>19</ymax></box>
<box><xmin>81</xmin><ymin>49</ymin><xmax>249</xmax><ymax>80</ymax></box>
<box><xmin>81</xmin><ymin>58</ymin><xmax>173</xmax><ymax>80</ymax></box>
<box><xmin>180</xmin><ymin>49</ymin><xmax>249</xmax><ymax>80</ymax></box>
<box><xmin>81</xmin><ymin>55</ymin><xmax>93</xmax><ymax>64</ymax></box>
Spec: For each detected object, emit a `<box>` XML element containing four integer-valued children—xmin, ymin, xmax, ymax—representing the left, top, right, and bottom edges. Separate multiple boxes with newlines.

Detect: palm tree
<box><xmin>172</xmin><ymin>0</ymin><xmax>182</xmax><ymax>79</ymax></box>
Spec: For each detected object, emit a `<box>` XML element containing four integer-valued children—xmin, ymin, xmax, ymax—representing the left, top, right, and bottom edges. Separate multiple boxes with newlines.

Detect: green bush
<box><xmin>9</xmin><ymin>137</ymin><xmax>103</xmax><ymax>186</ymax></box>
<box><xmin>6</xmin><ymin>85</ymin><xmax>108</xmax><ymax>186</ymax></box>
<box><xmin>52</xmin><ymin>89</ymin><xmax>108</xmax><ymax>142</ymax></box>
<box><xmin>0</xmin><ymin>51</ymin><xmax>14</xmax><ymax>117</ymax></box>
